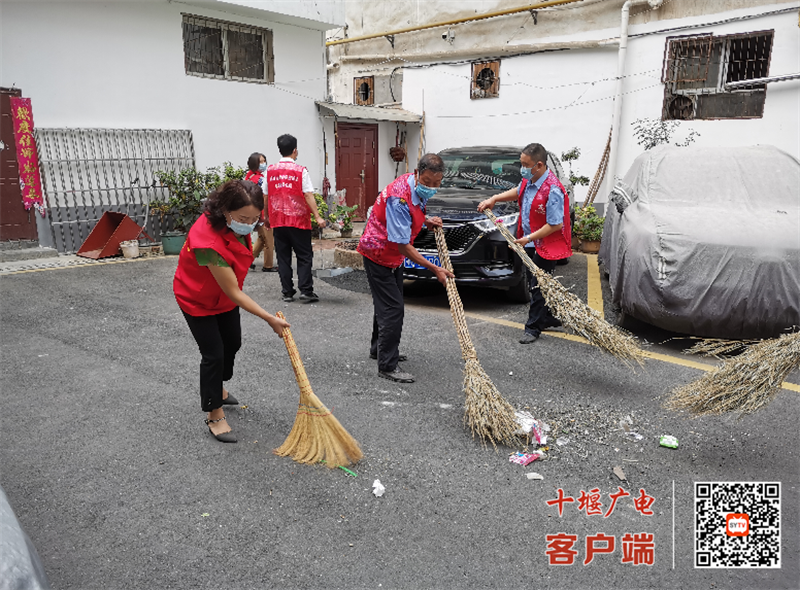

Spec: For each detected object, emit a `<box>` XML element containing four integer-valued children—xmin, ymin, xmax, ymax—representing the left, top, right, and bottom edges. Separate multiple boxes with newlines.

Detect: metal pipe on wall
<box><xmin>326</xmin><ymin>0</ymin><xmax>585</xmax><ymax>47</ymax></box>
<box><xmin>607</xmin><ymin>0</ymin><xmax>663</xmax><ymax>189</ymax></box>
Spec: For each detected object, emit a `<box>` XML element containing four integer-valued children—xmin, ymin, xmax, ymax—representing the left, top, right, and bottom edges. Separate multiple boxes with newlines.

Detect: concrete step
<box><xmin>0</xmin><ymin>246</ymin><xmax>60</xmax><ymax>263</ymax></box>
<box><xmin>0</xmin><ymin>240</ymin><xmax>39</xmax><ymax>251</ymax></box>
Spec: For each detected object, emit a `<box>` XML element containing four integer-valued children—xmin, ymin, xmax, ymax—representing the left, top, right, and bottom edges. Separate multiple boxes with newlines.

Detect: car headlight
<box><xmin>472</xmin><ymin>212</ymin><xmax>519</xmax><ymax>234</ymax></box>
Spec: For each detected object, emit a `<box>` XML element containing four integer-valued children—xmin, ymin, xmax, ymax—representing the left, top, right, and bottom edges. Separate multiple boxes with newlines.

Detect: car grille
<box><xmin>413</xmin><ymin>224</ymin><xmax>481</xmax><ymax>253</ymax></box>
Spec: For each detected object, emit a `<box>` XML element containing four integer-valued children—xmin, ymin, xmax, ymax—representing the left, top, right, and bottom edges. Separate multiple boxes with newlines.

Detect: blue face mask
<box><xmin>258</xmin><ymin>163</ymin><xmax>267</xmax><ymax>172</ymax></box>
<box><xmin>227</xmin><ymin>218</ymin><xmax>257</xmax><ymax>236</ymax></box>
<box><xmin>520</xmin><ymin>166</ymin><xmax>533</xmax><ymax>180</ymax></box>
<box><xmin>415</xmin><ymin>183</ymin><xmax>438</xmax><ymax>202</ymax></box>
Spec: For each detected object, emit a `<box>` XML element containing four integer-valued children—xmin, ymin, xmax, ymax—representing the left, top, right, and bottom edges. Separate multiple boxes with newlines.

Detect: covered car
<box><xmin>0</xmin><ymin>485</ymin><xmax>52</xmax><ymax>590</ymax></box>
<box><xmin>599</xmin><ymin>145</ymin><xmax>800</xmax><ymax>339</ymax></box>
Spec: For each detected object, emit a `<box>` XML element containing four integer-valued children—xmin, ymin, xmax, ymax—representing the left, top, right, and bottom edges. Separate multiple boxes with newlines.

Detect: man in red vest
<box><xmin>478</xmin><ymin>143</ymin><xmax>571</xmax><ymax>344</ymax></box>
<box><xmin>358</xmin><ymin>153</ymin><xmax>454</xmax><ymax>383</ymax></box>
<box><xmin>267</xmin><ymin>134</ymin><xmax>327</xmax><ymax>303</ymax></box>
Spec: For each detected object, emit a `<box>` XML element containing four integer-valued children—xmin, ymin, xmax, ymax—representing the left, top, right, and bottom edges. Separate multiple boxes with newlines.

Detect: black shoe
<box><xmin>282</xmin><ymin>293</ymin><xmax>295</xmax><ymax>302</ymax></box>
<box><xmin>556</xmin><ymin>258</ymin><xmax>570</xmax><ymax>266</ymax></box>
<box><xmin>262</xmin><ymin>266</ymin><xmax>278</xmax><ymax>272</ymax></box>
<box><xmin>519</xmin><ymin>332</ymin><xmax>540</xmax><ymax>344</ymax></box>
<box><xmin>370</xmin><ymin>352</ymin><xmax>407</xmax><ymax>362</ymax></box>
<box><xmin>378</xmin><ymin>368</ymin><xmax>415</xmax><ymax>383</ymax></box>
<box><xmin>222</xmin><ymin>393</ymin><xmax>239</xmax><ymax>405</ymax></box>
<box><xmin>298</xmin><ymin>292</ymin><xmax>319</xmax><ymax>303</ymax></box>
<box><xmin>205</xmin><ymin>417</ymin><xmax>237</xmax><ymax>443</ymax></box>
<box><xmin>249</xmin><ymin>263</ymin><xmax>256</xmax><ymax>270</ymax></box>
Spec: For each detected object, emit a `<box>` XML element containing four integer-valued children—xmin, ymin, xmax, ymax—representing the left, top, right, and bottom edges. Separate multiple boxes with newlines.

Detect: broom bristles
<box><xmin>665</xmin><ymin>332</ymin><xmax>800</xmax><ymax>418</ymax></box>
<box><xmin>434</xmin><ymin>228</ymin><xmax>521</xmax><ymax>449</ymax></box>
<box><xmin>273</xmin><ymin>311</ymin><xmax>363</xmax><ymax>467</ymax></box>
<box><xmin>483</xmin><ymin>209</ymin><xmax>644</xmax><ymax>367</ymax></box>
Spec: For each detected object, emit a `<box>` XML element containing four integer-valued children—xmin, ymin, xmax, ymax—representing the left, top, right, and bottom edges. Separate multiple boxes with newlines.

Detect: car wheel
<box><xmin>506</xmin><ymin>278</ymin><xmax>531</xmax><ymax>303</ymax></box>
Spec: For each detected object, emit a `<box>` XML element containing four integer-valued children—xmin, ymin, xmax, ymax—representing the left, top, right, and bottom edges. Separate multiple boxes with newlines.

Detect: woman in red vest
<box><xmin>173</xmin><ymin>180</ymin><xmax>290</xmax><ymax>443</ymax></box>
<box><xmin>244</xmin><ymin>152</ymin><xmax>277</xmax><ymax>272</ymax></box>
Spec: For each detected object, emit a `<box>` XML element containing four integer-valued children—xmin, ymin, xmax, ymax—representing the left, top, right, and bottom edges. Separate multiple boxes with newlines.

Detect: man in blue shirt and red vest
<box><xmin>358</xmin><ymin>153</ymin><xmax>455</xmax><ymax>383</ymax></box>
<box><xmin>478</xmin><ymin>143</ymin><xmax>571</xmax><ymax>344</ymax></box>
<box><xmin>267</xmin><ymin>134</ymin><xmax>327</xmax><ymax>303</ymax></box>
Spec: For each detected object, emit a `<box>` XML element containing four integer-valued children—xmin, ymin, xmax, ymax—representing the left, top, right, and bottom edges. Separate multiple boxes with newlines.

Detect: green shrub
<box><xmin>150</xmin><ymin>162</ymin><xmax>245</xmax><ymax>231</ymax></box>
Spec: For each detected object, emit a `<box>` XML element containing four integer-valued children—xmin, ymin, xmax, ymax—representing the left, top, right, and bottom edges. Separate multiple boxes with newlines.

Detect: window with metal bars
<box><xmin>182</xmin><ymin>14</ymin><xmax>274</xmax><ymax>83</ymax></box>
<box><xmin>661</xmin><ymin>31</ymin><xmax>773</xmax><ymax>120</ymax></box>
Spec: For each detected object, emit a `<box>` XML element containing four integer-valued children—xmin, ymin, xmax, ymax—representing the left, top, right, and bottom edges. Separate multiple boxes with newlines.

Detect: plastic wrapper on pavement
<box><xmin>599</xmin><ymin>145</ymin><xmax>800</xmax><ymax>339</ymax></box>
<box><xmin>0</xmin><ymin>485</ymin><xmax>52</xmax><ymax>590</ymax></box>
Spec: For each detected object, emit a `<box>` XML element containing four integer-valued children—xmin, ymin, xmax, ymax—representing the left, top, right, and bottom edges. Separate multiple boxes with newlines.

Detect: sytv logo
<box><xmin>726</xmin><ymin>513</ymin><xmax>750</xmax><ymax>536</ymax></box>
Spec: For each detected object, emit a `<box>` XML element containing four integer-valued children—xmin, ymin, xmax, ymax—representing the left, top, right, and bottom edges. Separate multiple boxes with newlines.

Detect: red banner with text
<box><xmin>9</xmin><ymin>97</ymin><xmax>46</xmax><ymax>217</ymax></box>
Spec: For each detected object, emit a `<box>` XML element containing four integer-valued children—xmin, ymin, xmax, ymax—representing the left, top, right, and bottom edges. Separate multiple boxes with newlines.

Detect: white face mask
<box><xmin>227</xmin><ymin>216</ymin><xmax>258</xmax><ymax>235</ymax></box>
<box><xmin>258</xmin><ymin>163</ymin><xmax>267</xmax><ymax>172</ymax></box>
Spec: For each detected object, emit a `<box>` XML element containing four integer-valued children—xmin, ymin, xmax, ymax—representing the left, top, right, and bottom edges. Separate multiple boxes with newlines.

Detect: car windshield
<box><xmin>440</xmin><ymin>153</ymin><xmax>521</xmax><ymax>190</ymax></box>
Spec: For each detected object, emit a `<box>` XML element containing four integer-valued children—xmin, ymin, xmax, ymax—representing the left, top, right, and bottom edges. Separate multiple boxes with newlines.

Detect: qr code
<box><xmin>695</xmin><ymin>482</ymin><xmax>780</xmax><ymax>568</ymax></box>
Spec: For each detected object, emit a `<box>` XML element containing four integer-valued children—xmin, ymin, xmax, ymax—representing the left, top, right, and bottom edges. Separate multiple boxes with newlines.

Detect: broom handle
<box><xmin>483</xmin><ymin>209</ymin><xmax>548</xmax><ymax>281</ymax></box>
<box><xmin>433</xmin><ymin>227</ymin><xmax>478</xmax><ymax>361</ymax></box>
<box><xmin>276</xmin><ymin>311</ymin><xmax>314</xmax><ymax>396</ymax></box>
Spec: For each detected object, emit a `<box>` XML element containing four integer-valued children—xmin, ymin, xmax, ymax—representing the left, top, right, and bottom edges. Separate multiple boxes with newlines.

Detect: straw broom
<box><xmin>433</xmin><ymin>227</ymin><xmax>521</xmax><ymax>449</ymax></box>
<box><xmin>273</xmin><ymin>311</ymin><xmax>363</xmax><ymax>467</ymax></box>
<box><xmin>483</xmin><ymin>209</ymin><xmax>644</xmax><ymax>366</ymax></box>
<box><xmin>665</xmin><ymin>331</ymin><xmax>800</xmax><ymax>418</ymax></box>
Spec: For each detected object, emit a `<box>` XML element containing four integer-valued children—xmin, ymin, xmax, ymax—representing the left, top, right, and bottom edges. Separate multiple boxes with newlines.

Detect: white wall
<box><xmin>403</xmin><ymin>48</ymin><xmax>619</xmax><ymax>206</ymax></box>
<box><xmin>0</xmin><ymin>1</ymin><xmax>329</xmax><ymax>186</ymax></box>
<box><xmin>401</xmin><ymin>3</ymin><xmax>800</xmax><ymax>204</ymax></box>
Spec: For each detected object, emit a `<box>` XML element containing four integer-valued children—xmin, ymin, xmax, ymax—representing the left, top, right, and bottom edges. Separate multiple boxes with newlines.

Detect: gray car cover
<box><xmin>599</xmin><ymin>145</ymin><xmax>800</xmax><ymax>339</ymax></box>
<box><xmin>0</xmin><ymin>486</ymin><xmax>51</xmax><ymax>590</ymax></box>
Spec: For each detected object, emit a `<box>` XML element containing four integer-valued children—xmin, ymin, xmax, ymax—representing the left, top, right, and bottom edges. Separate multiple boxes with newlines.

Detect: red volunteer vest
<box><xmin>244</xmin><ymin>170</ymin><xmax>267</xmax><ymax>224</ymax></box>
<box><xmin>173</xmin><ymin>213</ymin><xmax>254</xmax><ymax>316</ymax></box>
<box><xmin>517</xmin><ymin>170</ymin><xmax>572</xmax><ymax>260</ymax></box>
<box><xmin>358</xmin><ymin>173</ymin><xmax>427</xmax><ymax>268</ymax></box>
<box><xmin>267</xmin><ymin>161</ymin><xmax>311</xmax><ymax>230</ymax></box>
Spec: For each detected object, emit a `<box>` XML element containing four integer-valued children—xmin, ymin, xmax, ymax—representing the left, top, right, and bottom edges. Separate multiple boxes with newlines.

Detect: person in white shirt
<box><xmin>266</xmin><ymin>134</ymin><xmax>327</xmax><ymax>303</ymax></box>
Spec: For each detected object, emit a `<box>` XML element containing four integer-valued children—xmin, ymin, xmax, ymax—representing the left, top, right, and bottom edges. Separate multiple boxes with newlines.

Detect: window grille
<box><xmin>182</xmin><ymin>14</ymin><xmax>274</xmax><ymax>83</ymax></box>
<box><xmin>471</xmin><ymin>61</ymin><xmax>500</xmax><ymax>99</ymax></box>
<box><xmin>662</xmin><ymin>31</ymin><xmax>773</xmax><ymax>120</ymax></box>
<box><xmin>354</xmin><ymin>76</ymin><xmax>374</xmax><ymax>106</ymax></box>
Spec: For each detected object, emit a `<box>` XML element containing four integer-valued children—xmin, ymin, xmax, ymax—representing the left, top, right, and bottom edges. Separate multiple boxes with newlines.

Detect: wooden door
<box><xmin>0</xmin><ymin>87</ymin><xmax>38</xmax><ymax>241</ymax></box>
<box><xmin>335</xmin><ymin>123</ymin><xmax>378</xmax><ymax>221</ymax></box>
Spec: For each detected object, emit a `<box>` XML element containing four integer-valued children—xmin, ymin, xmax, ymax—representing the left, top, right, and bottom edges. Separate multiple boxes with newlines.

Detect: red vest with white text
<box><xmin>358</xmin><ymin>173</ymin><xmax>427</xmax><ymax>268</ymax></box>
<box><xmin>267</xmin><ymin>161</ymin><xmax>311</xmax><ymax>230</ymax></box>
<box><xmin>173</xmin><ymin>214</ymin><xmax>254</xmax><ymax>316</ymax></box>
<box><xmin>517</xmin><ymin>170</ymin><xmax>572</xmax><ymax>260</ymax></box>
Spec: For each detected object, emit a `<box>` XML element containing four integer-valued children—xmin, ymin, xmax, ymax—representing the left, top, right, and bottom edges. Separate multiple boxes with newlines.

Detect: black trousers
<box><xmin>181</xmin><ymin>307</ymin><xmax>241</xmax><ymax>412</ymax></box>
<box><xmin>523</xmin><ymin>249</ymin><xmax>559</xmax><ymax>336</ymax></box>
<box><xmin>273</xmin><ymin>226</ymin><xmax>314</xmax><ymax>297</ymax></box>
<box><xmin>364</xmin><ymin>256</ymin><xmax>404</xmax><ymax>373</ymax></box>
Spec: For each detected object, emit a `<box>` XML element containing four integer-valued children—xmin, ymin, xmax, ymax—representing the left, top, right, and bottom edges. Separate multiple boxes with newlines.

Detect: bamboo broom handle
<box><xmin>433</xmin><ymin>227</ymin><xmax>478</xmax><ymax>361</ymax></box>
<box><xmin>276</xmin><ymin>311</ymin><xmax>314</xmax><ymax>396</ymax></box>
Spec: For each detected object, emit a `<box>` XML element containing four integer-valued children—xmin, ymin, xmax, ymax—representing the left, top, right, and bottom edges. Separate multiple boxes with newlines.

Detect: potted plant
<box><xmin>151</xmin><ymin>163</ymin><xmax>244</xmax><ymax>255</ymax></box>
<box><xmin>561</xmin><ymin>147</ymin><xmax>591</xmax><ymax>251</ymax></box>
<box><xmin>333</xmin><ymin>203</ymin><xmax>359</xmax><ymax>238</ymax></box>
<box><xmin>573</xmin><ymin>205</ymin><xmax>604</xmax><ymax>254</ymax></box>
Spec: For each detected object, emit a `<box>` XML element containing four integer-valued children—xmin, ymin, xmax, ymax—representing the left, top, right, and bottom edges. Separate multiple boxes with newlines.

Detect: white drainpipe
<box><xmin>607</xmin><ymin>0</ymin><xmax>663</xmax><ymax>189</ymax></box>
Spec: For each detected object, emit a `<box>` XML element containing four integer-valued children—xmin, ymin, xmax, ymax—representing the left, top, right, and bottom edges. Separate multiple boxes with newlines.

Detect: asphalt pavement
<box><xmin>0</xmin><ymin>255</ymin><xmax>797</xmax><ymax>590</ymax></box>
